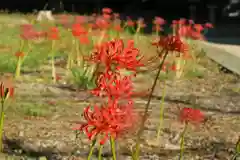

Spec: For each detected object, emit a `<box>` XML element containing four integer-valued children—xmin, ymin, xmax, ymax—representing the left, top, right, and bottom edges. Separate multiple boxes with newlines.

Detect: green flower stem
<box><xmin>15</xmin><ymin>39</ymin><xmax>26</xmax><ymax>79</ymax></box>
<box><xmin>156</xmin><ymin>79</ymin><xmax>167</xmax><ymax>141</ymax></box>
<box><xmin>98</xmin><ymin>144</ymin><xmax>103</xmax><ymax>160</ymax></box>
<box><xmin>87</xmin><ymin>139</ymin><xmax>97</xmax><ymax>160</ymax></box>
<box><xmin>66</xmin><ymin>38</ymin><xmax>75</xmax><ymax>70</ymax></box>
<box><xmin>110</xmin><ymin>136</ymin><xmax>117</xmax><ymax>160</ymax></box>
<box><xmin>231</xmin><ymin>153</ymin><xmax>239</xmax><ymax>160</ymax></box>
<box><xmin>50</xmin><ymin>40</ymin><xmax>56</xmax><ymax>83</ymax></box>
<box><xmin>75</xmin><ymin>39</ymin><xmax>83</xmax><ymax>67</ymax></box>
<box><xmin>0</xmin><ymin>100</ymin><xmax>5</xmax><ymax>152</ymax></box>
<box><xmin>133</xmin><ymin>50</ymin><xmax>168</xmax><ymax>160</ymax></box>
<box><xmin>179</xmin><ymin>122</ymin><xmax>188</xmax><ymax>160</ymax></box>
<box><xmin>15</xmin><ymin>58</ymin><xmax>22</xmax><ymax>79</ymax></box>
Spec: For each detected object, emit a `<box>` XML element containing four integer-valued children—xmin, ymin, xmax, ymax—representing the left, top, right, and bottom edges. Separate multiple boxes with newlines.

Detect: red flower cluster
<box><xmin>0</xmin><ymin>82</ymin><xmax>14</xmax><ymax>101</ymax></box>
<box><xmin>172</xmin><ymin>19</ymin><xmax>213</xmax><ymax>40</ymax></box>
<box><xmin>20</xmin><ymin>24</ymin><xmax>46</xmax><ymax>40</ymax></box>
<box><xmin>180</xmin><ymin>107</ymin><xmax>205</xmax><ymax>125</ymax></box>
<box><xmin>47</xmin><ymin>27</ymin><xmax>59</xmax><ymax>40</ymax></box>
<box><xmin>153</xmin><ymin>16</ymin><xmax>165</xmax><ymax>32</ymax></box>
<box><xmin>75</xmin><ymin>100</ymin><xmax>137</xmax><ymax>145</ymax></box>
<box><xmin>71</xmin><ymin>23</ymin><xmax>90</xmax><ymax>45</ymax></box>
<box><xmin>152</xmin><ymin>35</ymin><xmax>188</xmax><ymax>54</ymax></box>
<box><xmin>74</xmin><ymin>39</ymin><xmax>143</xmax><ymax>145</ymax></box>
<box><xmin>91</xmin><ymin>39</ymin><xmax>143</xmax><ymax>72</ymax></box>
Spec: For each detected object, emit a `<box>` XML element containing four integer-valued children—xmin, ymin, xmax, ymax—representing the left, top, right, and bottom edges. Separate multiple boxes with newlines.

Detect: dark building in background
<box><xmin>0</xmin><ymin>0</ymin><xmax>238</xmax><ymax>25</ymax></box>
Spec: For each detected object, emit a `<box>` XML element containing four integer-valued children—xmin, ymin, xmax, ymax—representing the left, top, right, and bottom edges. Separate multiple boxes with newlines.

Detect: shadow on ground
<box><xmin>3</xmin><ymin>137</ymin><xmax>235</xmax><ymax>159</ymax></box>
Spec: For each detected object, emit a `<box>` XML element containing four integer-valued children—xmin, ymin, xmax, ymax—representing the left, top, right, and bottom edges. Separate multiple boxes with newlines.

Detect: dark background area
<box><xmin>1</xmin><ymin>0</ymin><xmax>240</xmax><ymax>40</ymax></box>
<box><xmin>0</xmin><ymin>0</ymin><xmax>217</xmax><ymax>23</ymax></box>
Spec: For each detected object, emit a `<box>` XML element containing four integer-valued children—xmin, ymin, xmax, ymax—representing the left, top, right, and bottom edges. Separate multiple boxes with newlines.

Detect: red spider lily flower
<box><xmin>153</xmin><ymin>16</ymin><xmax>165</xmax><ymax>25</ymax></box>
<box><xmin>55</xmin><ymin>74</ymin><xmax>61</xmax><ymax>81</ymax></box>
<box><xmin>153</xmin><ymin>25</ymin><xmax>163</xmax><ymax>32</ymax></box>
<box><xmin>114</xmin><ymin>24</ymin><xmax>122</xmax><ymax>32</ymax></box>
<box><xmin>47</xmin><ymin>27</ymin><xmax>59</xmax><ymax>40</ymax></box>
<box><xmin>57</xmin><ymin>14</ymin><xmax>70</xmax><ymax>26</ymax></box>
<box><xmin>171</xmin><ymin>64</ymin><xmax>177</xmax><ymax>71</ymax></box>
<box><xmin>193</xmin><ymin>24</ymin><xmax>204</xmax><ymax>32</ymax></box>
<box><xmin>79</xmin><ymin>35</ymin><xmax>90</xmax><ymax>45</ymax></box>
<box><xmin>152</xmin><ymin>35</ymin><xmax>188</xmax><ymax>54</ymax></box>
<box><xmin>20</xmin><ymin>29</ymin><xmax>40</xmax><ymax>40</ymax></box>
<box><xmin>126</xmin><ymin>17</ymin><xmax>135</xmax><ymax>27</ymax></box>
<box><xmin>72</xmin><ymin>23</ymin><xmax>87</xmax><ymax>37</ymax></box>
<box><xmin>204</xmin><ymin>22</ymin><xmax>213</xmax><ymax>28</ymax></box>
<box><xmin>188</xmin><ymin>19</ymin><xmax>194</xmax><ymax>24</ymax></box>
<box><xmin>137</xmin><ymin>18</ymin><xmax>146</xmax><ymax>28</ymax></box>
<box><xmin>180</xmin><ymin>107</ymin><xmax>205</xmax><ymax>124</ymax></box>
<box><xmin>73</xmin><ymin>99</ymin><xmax>137</xmax><ymax>145</ymax></box>
<box><xmin>0</xmin><ymin>82</ymin><xmax>14</xmax><ymax>100</ymax></box>
<box><xmin>161</xmin><ymin>62</ymin><xmax>177</xmax><ymax>72</ymax></box>
<box><xmin>115</xmin><ymin>40</ymin><xmax>144</xmax><ymax>71</ymax></box>
<box><xmin>74</xmin><ymin>16</ymin><xmax>86</xmax><ymax>24</ymax></box>
<box><xmin>178</xmin><ymin>25</ymin><xmax>204</xmax><ymax>40</ymax></box>
<box><xmin>91</xmin><ymin>71</ymin><xmax>134</xmax><ymax>99</ymax></box>
<box><xmin>103</xmin><ymin>13</ymin><xmax>112</xmax><ymax>20</ymax></box>
<box><xmin>102</xmin><ymin>7</ymin><xmax>112</xmax><ymax>14</ymax></box>
<box><xmin>15</xmin><ymin>51</ymin><xmax>24</xmax><ymax>58</ymax></box>
<box><xmin>90</xmin><ymin>39</ymin><xmax>143</xmax><ymax>72</ymax></box>
<box><xmin>96</xmin><ymin>17</ymin><xmax>110</xmax><ymax>29</ymax></box>
<box><xmin>178</xmin><ymin>18</ymin><xmax>187</xmax><ymax>25</ymax></box>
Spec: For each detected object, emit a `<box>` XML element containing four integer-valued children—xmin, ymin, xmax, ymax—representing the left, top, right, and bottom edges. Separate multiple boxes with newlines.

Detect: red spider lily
<box><xmin>73</xmin><ymin>99</ymin><xmax>137</xmax><ymax>145</ymax></box>
<box><xmin>72</xmin><ymin>23</ymin><xmax>87</xmax><ymax>37</ymax></box>
<box><xmin>137</xmin><ymin>18</ymin><xmax>146</xmax><ymax>29</ymax></box>
<box><xmin>57</xmin><ymin>14</ymin><xmax>70</xmax><ymax>26</ymax></box>
<box><xmin>152</xmin><ymin>35</ymin><xmax>188</xmax><ymax>54</ymax></box>
<box><xmin>188</xmin><ymin>19</ymin><xmax>194</xmax><ymax>24</ymax></box>
<box><xmin>96</xmin><ymin>17</ymin><xmax>110</xmax><ymax>29</ymax></box>
<box><xmin>178</xmin><ymin>18</ymin><xmax>187</xmax><ymax>25</ymax></box>
<box><xmin>179</xmin><ymin>107</ymin><xmax>204</xmax><ymax>124</ymax></box>
<box><xmin>47</xmin><ymin>27</ymin><xmax>59</xmax><ymax>40</ymax></box>
<box><xmin>153</xmin><ymin>25</ymin><xmax>163</xmax><ymax>32</ymax></box>
<box><xmin>55</xmin><ymin>74</ymin><xmax>61</xmax><ymax>81</ymax></box>
<box><xmin>74</xmin><ymin>16</ymin><xmax>86</xmax><ymax>24</ymax></box>
<box><xmin>102</xmin><ymin>13</ymin><xmax>112</xmax><ymax>20</ymax></box>
<box><xmin>90</xmin><ymin>39</ymin><xmax>143</xmax><ymax>72</ymax></box>
<box><xmin>161</xmin><ymin>62</ymin><xmax>177</xmax><ymax>72</ymax></box>
<box><xmin>20</xmin><ymin>27</ymin><xmax>42</xmax><ymax>40</ymax></box>
<box><xmin>15</xmin><ymin>51</ymin><xmax>24</xmax><ymax>58</ymax></box>
<box><xmin>79</xmin><ymin>35</ymin><xmax>90</xmax><ymax>45</ymax></box>
<box><xmin>204</xmin><ymin>22</ymin><xmax>213</xmax><ymax>28</ymax></box>
<box><xmin>91</xmin><ymin>71</ymin><xmax>134</xmax><ymax>99</ymax></box>
<box><xmin>115</xmin><ymin>40</ymin><xmax>144</xmax><ymax>71</ymax></box>
<box><xmin>178</xmin><ymin>25</ymin><xmax>205</xmax><ymax>40</ymax></box>
<box><xmin>102</xmin><ymin>7</ymin><xmax>112</xmax><ymax>14</ymax></box>
<box><xmin>126</xmin><ymin>17</ymin><xmax>135</xmax><ymax>27</ymax></box>
<box><xmin>0</xmin><ymin>82</ymin><xmax>14</xmax><ymax>100</ymax></box>
<box><xmin>114</xmin><ymin>24</ymin><xmax>122</xmax><ymax>32</ymax></box>
<box><xmin>193</xmin><ymin>24</ymin><xmax>204</xmax><ymax>32</ymax></box>
<box><xmin>153</xmin><ymin>16</ymin><xmax>165</xmax><ymax>25</ymax></box>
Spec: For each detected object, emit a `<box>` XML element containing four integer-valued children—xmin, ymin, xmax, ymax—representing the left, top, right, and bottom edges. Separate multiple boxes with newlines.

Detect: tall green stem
<box><xmin>133</xmin><ymin>50</ymin><xmax>168</xmax><ymax>160</ymax></box>
<box><xmin>51</xmin><ymin>40</ymin><xmax>56</xmax><ymax>83</ymax></box>
<box><xmin>110</xmin><ymin>135</ymin><xmax>117</xmax><ymax>160</ymax></box>
<box><xmin>75</xmin><ymin>39</ymin><xmax>83</xmax><ymax>67</ymax></box>
<box><xmin>179</xmin><ymin>123</ymin><xmax>188</xmax><ymax>160</ymax></box>
<box><xmin>15</xmin><ymin>58</ymin><xmax>22</xmax><ymax>79</ymax></box>
<box><xmin>0</xmin><ymin>100</ymin><xmax>5</xmax><ymax>152</ymax></box>
<box><xmin>98</xmin><ymin>145</ymin><xmax>103</xmax><ymax>160</ymax></box>
<box><xmin>156</xmin><ymin>79</ymin><xmax>166</xmax><ymax>141</ymax></box>
<box><xmin>87</xmin><ymin>139</ymin><xmax>96</xmax><ymax>160</ymax></box>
